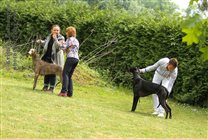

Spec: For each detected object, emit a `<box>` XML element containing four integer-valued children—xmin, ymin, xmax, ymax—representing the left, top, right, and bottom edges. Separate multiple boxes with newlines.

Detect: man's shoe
<box><xmin>58</xmin><ymin>92</ymin><xmax>67</xmax><ymax>97</ymax></box>
<box><xmin>152</xmin><ymin>111</ymin><xmax>159</xmax><ymax>115</ymax></box>
<box><xmin>157</xmin><ymin>113</ymin><xmax>164</xmax><ymax>118</ymax></box>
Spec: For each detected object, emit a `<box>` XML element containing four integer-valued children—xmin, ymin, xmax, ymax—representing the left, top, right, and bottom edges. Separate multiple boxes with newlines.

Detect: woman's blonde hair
<box><xmin>51</xmin><ymin>24</ymin><xmax>60</xmax><ymax>30</ymax></box>
<box><xmin>66</xmin><ymin>26</ymin><xmax>76</xmax><ymax>37</ymax></box>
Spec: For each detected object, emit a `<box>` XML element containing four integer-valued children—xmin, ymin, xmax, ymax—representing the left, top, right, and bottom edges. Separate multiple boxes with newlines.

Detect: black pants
<box><xmin>41</xmin><ymin>56</ymin><xmax>56</xmax><ymax>89</ymax></box>
<box><xmin>44</xmin><ymin>75</ymin><xmax>56</xmax><ymax>88</ymax></box>
<box><xmin>61</xmin><ymin>57</ymin><xmax>79</xmax><ymax>96</ymax></box>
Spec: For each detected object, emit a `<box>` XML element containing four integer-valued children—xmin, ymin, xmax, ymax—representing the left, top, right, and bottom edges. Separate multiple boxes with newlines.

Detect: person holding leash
<box><xmin>139</xmin><ymin>57</ymin><xmax>178</xmax><ymax>117</ymax></box>
<box><xmin>37</xmin><ymin>24</ymin><xmax>65</xmax><ymax>92</ymax></box>
<box><xmin>58</xmin><ymin>26</ymin><xmax>79</xmax><ymax>97</ymax></box>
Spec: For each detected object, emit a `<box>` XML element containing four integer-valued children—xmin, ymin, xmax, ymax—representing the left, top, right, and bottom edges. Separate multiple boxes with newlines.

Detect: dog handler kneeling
<box><xmin>139</xmin><ymin>58</ymin><xmax>178</xmax><ymax>117</ymax></box>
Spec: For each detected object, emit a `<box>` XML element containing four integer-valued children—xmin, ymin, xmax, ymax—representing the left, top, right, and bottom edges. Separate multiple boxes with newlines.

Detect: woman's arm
<box><xmin>140</xmin><ymin>58</ymin><xmax>168</xmax><ymax>73</ymax></box>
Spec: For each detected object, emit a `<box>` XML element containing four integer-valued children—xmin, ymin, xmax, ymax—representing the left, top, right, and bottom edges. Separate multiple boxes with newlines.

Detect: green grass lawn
<box><xmin>0</xmin><ymin>68</ymin><xmax>207</xmax><ymax>139</ymax></box>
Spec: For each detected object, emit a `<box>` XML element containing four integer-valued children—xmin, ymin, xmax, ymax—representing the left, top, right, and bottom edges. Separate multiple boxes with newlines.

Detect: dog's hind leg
<box><xmin>33</xmin><ymin>73</ymin><xmax>39</xmax><ymax>90</ymax></box>
<box><xmin>166</xmin><ymin>103</ymin><xmax>172</xmax><ymax>119</ymax></box>
<box><xmin>56</xmin><ymin>71</ymin><xmax>63</xmax><ymax>87</ymax></box>
<box><xmin>131</xmin><ymin>96</ymin><xmax>139</xmax><ymax>112</ymax></box>
<box><xmin>160</xmin><ymin>100</ymin><xmax>169</xmax><ymax>119</ymax></box>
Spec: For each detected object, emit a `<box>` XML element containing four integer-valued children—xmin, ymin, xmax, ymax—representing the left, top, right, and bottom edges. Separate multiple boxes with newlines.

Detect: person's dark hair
<box><xmin>169</xmin><ymin>58</ymin><xmax>178</xmax><ymax>67</ymax></box>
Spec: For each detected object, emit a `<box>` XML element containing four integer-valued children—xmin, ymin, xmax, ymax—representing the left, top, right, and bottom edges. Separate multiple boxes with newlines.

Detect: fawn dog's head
<box><xmin>28</xmin><ymin>48</ymin><xmax>37</xmax><ymax>56</ymax></box>
<box><xmin>28</xmin><ymin>48</ymin><xmax>40</xmax><ymax>60</ymax></box>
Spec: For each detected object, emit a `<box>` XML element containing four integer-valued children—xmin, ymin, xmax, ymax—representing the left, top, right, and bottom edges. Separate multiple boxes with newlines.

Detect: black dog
<box><xmin>129</xmin><ymin>67</ymin><xmax>171</xmax><ymax>119</ymax></box>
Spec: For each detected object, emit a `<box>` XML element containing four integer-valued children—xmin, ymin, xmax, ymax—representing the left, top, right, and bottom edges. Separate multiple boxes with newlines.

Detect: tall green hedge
<box><xmin>0</xmin><ymin>0</ymin><xmax>207</xmax><ymax>107</ymax></box>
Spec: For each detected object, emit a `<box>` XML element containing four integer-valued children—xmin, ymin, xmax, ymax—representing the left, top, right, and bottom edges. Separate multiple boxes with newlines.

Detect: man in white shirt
<box><xmin>139</xmin><ymin>58</ymin><xmax>178</xmax><ymax>117</ymax></box>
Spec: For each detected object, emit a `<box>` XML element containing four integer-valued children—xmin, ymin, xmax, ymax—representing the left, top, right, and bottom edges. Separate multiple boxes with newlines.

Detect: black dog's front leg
<box><xmin>131</xmin><ymin>96</ymin><xmax>139</xmax><ymax>112</ymax></box>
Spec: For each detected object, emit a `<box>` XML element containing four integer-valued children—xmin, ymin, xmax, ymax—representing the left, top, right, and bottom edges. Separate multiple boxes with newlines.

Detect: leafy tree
<box><xmin>82</xmin><ymin>0</ymin><xmax>178</xmax><ymax>15</ymax></box>
<box><xmin>182</xmin><ymin>0</ymin><xmax>208</xmax><ymax>61</ymax></box>
<box><xmin>139</xmin><ymin>0</ymin><xmax>178</xmax><ymax>14</ymax></box>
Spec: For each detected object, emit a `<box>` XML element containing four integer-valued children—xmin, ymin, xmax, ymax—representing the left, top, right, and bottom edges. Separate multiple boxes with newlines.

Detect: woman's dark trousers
<box><xmin>42</xmin><ymin>57</ymin><xmax>56</xmax><ymax>90</ymax></box>
<box><xmin>61</xmin><ymin>57</ymin><xmax>79</xmax><ymax>96</ymax></box>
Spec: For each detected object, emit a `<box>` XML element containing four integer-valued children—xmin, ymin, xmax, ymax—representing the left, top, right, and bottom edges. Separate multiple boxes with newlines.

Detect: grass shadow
<box><xmin>2</xmin><ymin>83</ymin><xmax>44</xmax><ymax>94</ymax></box>
<box><xmin>128</xmin><ymin>110</ymin><xmax>155</xmax><ymax>118</ymax></box>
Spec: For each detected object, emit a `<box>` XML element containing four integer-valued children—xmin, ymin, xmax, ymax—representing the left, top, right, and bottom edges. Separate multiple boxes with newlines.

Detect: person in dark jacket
<box><xmin>37</xmin><ymin>25</ymin><xmax>65</xmax><ymax>92</ymax></box>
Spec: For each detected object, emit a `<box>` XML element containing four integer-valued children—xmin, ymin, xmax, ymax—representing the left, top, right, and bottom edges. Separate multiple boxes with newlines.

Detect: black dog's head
<box><xmin>128</xmin><ymin>67</ymin><xmax>141</xmax><ymax>80</ymax></box>
<box><xmin>128</xmin><ymin>67</ymin><xmax>140</xmax><ymax>73</ymax></box>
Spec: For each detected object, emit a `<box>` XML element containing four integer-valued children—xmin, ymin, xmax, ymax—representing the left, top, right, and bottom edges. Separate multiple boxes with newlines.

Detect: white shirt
<box><xmin>65</xmin><ymin>37</ymin><xmax>79</xmax><ymax>60</ymax></box>
<box><xmin>141</xmin><ymin>57</ymin><xmax>178</xmax><ymax>91</ymax></box>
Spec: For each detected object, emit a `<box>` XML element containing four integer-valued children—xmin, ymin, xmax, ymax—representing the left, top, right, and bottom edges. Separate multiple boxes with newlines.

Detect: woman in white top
<box><xmin>58</xmin><ymin>26</ymin><xmax>79</xmax><ymax>97</ymax></box>
<box><xmin>140</xmin><ymin>58</ymin><xmax>178</xmax><ymax>117</ymax></box>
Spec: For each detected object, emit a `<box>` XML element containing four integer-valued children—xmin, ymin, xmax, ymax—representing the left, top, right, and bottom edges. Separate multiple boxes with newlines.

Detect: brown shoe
<box><xmin>58</xmin><ymin>92</ymin><xmax>67</xmax><ymax>97</ymax></box>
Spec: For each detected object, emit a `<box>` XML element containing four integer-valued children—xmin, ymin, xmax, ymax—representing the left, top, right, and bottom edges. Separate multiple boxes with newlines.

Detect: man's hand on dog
<box><xmin>139</xmin><ymin>69</ymin><xmax>145</xmax><ymax>73</ymax></box>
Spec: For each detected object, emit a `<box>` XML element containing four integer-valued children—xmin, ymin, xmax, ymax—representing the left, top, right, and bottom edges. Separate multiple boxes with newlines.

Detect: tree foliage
<box><xmin>182</xmin><ymin>0</ymin><xmax>208</xmax><ymax>61</ymax></box>
<box><xmin>82</xmin><ymin>0</ymin><xmax>179</xmax><ymax>15</ymax></box>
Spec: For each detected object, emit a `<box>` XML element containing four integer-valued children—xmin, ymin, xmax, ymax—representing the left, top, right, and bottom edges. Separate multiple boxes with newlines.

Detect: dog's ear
<box><xmin>128</xmin><ymin>67</ymin><xmax>137</xmax><ymax>73</ymax></box>
<box><xmin>28</xmin><ymin>49</ymin><xmax>32</xmax><ymax>55</ymax></box>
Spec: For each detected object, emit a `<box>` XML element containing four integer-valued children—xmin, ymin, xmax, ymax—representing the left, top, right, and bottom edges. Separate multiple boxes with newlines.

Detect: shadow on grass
<box><xmin>128</xmin><ymin>111</ymin><xmax>154</xmax><ymax>118</ymax></box>
<box><xmin>2</xmin><ymin>83</ymin><xmax>45</xmax><ymax>94</ymax></box>
<box><xmin>2</xmin><ymin>83</ymin><xmax>63</xmax><ymax>98</ymax></box>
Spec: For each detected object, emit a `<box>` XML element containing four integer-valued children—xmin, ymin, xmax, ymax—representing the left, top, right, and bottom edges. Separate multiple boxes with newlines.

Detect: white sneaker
<box><xmin>152</xmin><ymin>111</ymin><xmax>159</xmax><ymax>115</ymax></box>
<box><xmin>157</xmin><ymin>113</ymin><xmax>164</xmax><ymax>118</ymax></box>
